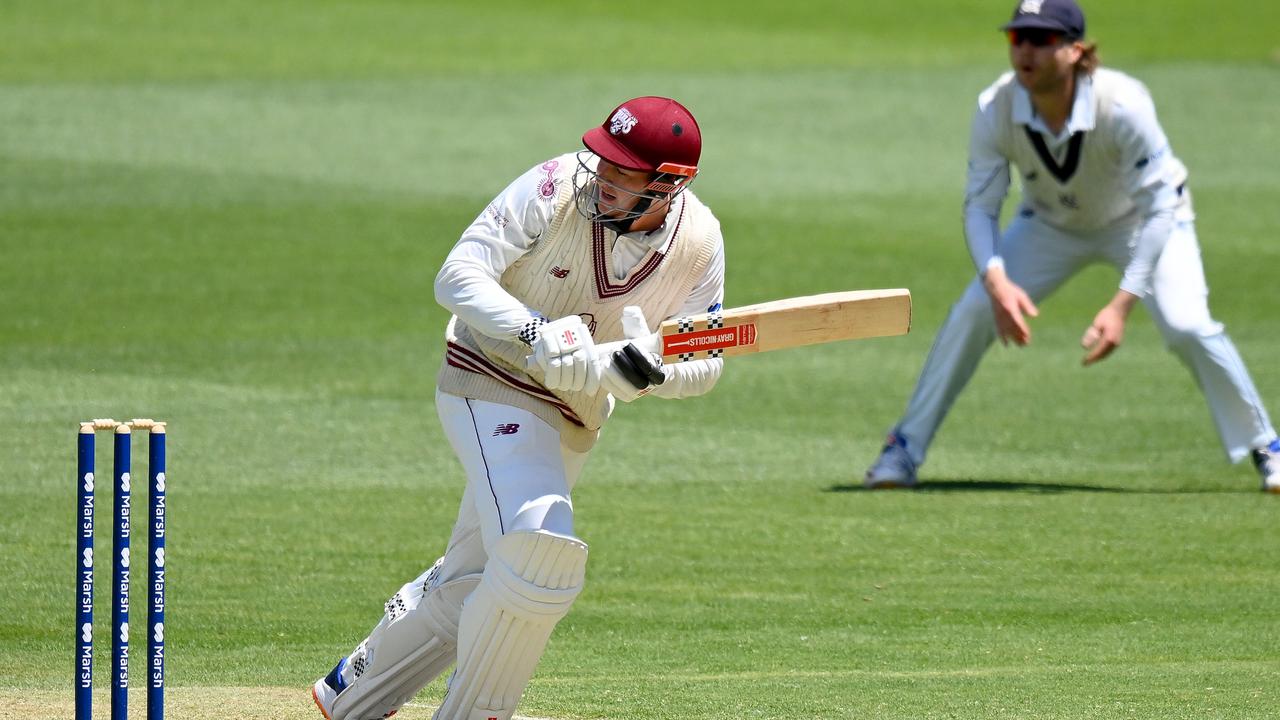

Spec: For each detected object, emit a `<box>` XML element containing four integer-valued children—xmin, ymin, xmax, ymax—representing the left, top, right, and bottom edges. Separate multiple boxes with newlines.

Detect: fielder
<box><xmin>866</xmin><ymin>0</ymin><xmax>1280</xmax><ymax>491</ymax></box>
<box><xmin>311</xmin><ymin>96</ymin><xmax>726</xmax><ymax>720</ymax></box>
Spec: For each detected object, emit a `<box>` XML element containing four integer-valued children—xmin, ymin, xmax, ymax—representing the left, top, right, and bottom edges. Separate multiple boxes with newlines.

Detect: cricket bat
<box><xmin>659</xmin><ymin>288</ymin><xmax>911</xmax><ymax>363</ymax></box>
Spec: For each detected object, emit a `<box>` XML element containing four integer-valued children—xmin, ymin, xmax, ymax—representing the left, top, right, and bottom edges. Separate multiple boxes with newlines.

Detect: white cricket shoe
<box><xmin>864</xmin><ymin>432</ymin><xmax>918</xmax><ymax>489</ymax></box>
<box><xmin>313</xmin><ymin>666</ymin><xmax>343</xmax><ymax>717</ymax></box>
<box><xmin>1254</xmin><ymin>439</ymin><xmax>1280</xmax><ymax>494</ymax></box>
<box><xmin>312</xmin><ymin>656</ymin><xmax>397</xmax><ymax>720</ymax></box>
<box><xmin>311</xmin><ymin>657</ymin><xmax>345</xmax><ymax>720</ymax></box>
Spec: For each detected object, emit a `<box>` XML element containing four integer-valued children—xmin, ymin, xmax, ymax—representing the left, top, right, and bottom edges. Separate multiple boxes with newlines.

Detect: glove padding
<box><xmin>531</xmin><ymin>315</ymin><xmax>600</xmax><ymax>393</ymax></box>
<box><xmin>595</xmin><ymin>306</ymin><xmax>665</xmax><ymax>402</ymax></box>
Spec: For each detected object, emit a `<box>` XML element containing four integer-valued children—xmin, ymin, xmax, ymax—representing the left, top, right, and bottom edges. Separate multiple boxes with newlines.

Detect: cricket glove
<box><xmin>530</xmin><ymin>315</ymin><xmax>600</xmax><ymax>393</ymax></box>
<box><xmin>595</xmin><ymin>306</ymin><xmax>665</xmax><ymax>402</ymax></box>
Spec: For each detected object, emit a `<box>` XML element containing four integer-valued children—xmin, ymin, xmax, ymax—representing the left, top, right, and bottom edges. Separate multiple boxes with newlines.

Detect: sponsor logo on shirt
<box><xmin>549</xmin><ymin>266</ymin><xmax>571</xmax><ymax>279</ymax></box>
<box><xmin>485</xmin><ymin>203</ymin><xmax>509</xmax><ymax>228</ymax></box>
<box><xmin>1135</xmin><ymin>146</ymin><xmax>1167</xmax><ymax>169</ymax></box>
<box><xmin>492</xmin><ymin>423</ymin><xmax>520</xmax><ymax>436</ymax></box>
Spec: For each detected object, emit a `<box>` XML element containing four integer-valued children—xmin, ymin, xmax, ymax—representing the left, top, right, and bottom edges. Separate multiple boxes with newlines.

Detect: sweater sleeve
<box><xmin>651</xmin><ymin>222</ymin><xmax>726</xmax><ymax>399</ymax></box>
<box><xmin>962</xmin><ymin>95</ymin><xmax>1012</xmax><ymax>275</ymax></box>
<box><xmin>1112</xmin><ymin>90</ymin><xmax>1181</xmax><ymax>296</ymax></box>
<box><xmin>434</xmin><ymin>162</ymin><xmax>560</xmax><ymax>343</ymax></box>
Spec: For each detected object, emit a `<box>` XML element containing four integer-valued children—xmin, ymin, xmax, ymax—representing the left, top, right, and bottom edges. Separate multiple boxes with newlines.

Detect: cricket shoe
<box><xmin>1254</xmin><ymin>438</ymin><xmax>1280</xmax><ymax>494</ymax></box>
<box><xmin>311</xmin><ymin>657</ymin><xmax>396</xmax><ymax>720</ymax></box>
<box><xmin>864</xmin><ymin>432</ymin><xmax>918</xmax><ymax>489</ymax></box>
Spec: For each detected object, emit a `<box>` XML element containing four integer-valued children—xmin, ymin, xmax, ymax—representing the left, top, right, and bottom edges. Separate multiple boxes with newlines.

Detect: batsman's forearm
<box><xmin>649</xmin><ymin>357</ymin><xmax>722</xmax><ymax>399</ymax></box>
<box><xmin>434</xmin><ymin>259</ymin><xmax>542</xmax><ymax>341</ymax></box>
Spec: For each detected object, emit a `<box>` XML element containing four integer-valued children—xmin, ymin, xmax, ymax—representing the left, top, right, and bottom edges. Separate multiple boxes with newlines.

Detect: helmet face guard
<box><xmin>571</xmin><ymin>150</ymin><xmax>697</xmax><ymax>225</ymax></box>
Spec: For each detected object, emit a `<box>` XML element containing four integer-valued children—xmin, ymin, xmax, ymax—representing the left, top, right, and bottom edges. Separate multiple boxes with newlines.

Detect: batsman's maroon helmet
<box><xmin>582</xmin><ymin>96</ymin><xmax>700</xmax><ymax>182</ymax></box>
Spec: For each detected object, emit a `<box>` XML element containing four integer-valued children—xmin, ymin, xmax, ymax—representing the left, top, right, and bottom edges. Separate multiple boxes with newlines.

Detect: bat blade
<box><xmin>659</xmin><ymin>289</ymin><xmax>911</xmax><ymax>364</ymax></box>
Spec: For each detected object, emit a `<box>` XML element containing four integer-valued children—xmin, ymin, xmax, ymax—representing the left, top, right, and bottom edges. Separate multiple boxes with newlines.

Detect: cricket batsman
<box><xmin>865</xmin><ymin>0</ymin><xmax>1280</xmax><ymax>490</ymax></box>
<box><xmin>311</xmin><ymin>96</ymin><xmax>726</xmax><ymax>719</ymax></box>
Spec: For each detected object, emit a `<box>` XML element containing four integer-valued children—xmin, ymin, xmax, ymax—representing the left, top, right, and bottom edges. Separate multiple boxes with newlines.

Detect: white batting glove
<box><xmin>530</xmin><ymin>315</ymin><xmax>599</xmax><ymax>393</ymax></box>
<box><xmin>595</xmin><ymin>307</ymin><xmax>665</xmax><ymax>402</ymax></box>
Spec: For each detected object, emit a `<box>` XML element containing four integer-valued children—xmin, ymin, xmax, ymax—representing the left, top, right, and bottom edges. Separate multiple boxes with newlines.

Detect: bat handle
<box><xmin>620</xmin><ymin>306</ymin><xmax>662</xmax><ymax>355</ymax></box>
<box><xmin>621</xmin><ymin>306</ymin><xmax>648</xmax><ymax>339</ymax></box>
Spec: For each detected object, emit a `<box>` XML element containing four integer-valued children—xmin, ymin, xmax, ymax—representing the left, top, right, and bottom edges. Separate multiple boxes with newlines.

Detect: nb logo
<box><xmin>1058</xmin><ymin>192</ymin><xmax>1079</xmax><ymax>209</ymax></box>
<box><xmin>549</xmin><ymin>266</ymin><xmax>571</xmax><ymax>279</ymax></box>
<box><xmin>609</xmin><ymin>107</ymin><xmax>639</xmax><ymax>135</ymax></box>
<box><xmin>492</xmin><ymin>424</ymin><xmax>520</xmax><ymax>436</ymax></box>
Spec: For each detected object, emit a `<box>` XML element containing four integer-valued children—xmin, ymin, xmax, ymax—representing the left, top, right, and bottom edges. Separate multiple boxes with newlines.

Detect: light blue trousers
<box><xmin>897</xmin><ymin>203</ymin><xmax>1274</xmax><ymax>465</ymax></box>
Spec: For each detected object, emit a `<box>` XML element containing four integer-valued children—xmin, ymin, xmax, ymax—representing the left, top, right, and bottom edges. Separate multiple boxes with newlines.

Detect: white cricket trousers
<box><xmin>896</xmin><ymin>200</ymin><xmax>1275</xmax><ymax>465</ymax></box>
<box><xmin>434</xmin><ymin>390</ymin><xmax>590</xmax><ymax>575</ymax></box>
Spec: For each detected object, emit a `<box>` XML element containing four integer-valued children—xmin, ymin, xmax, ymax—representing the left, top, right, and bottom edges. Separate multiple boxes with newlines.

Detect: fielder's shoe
<box><xmin>1254</xmin><ymin>439</ymin><xmax>1280</xmax><ymax>494</ymax></box>
<box><xmin>864</xmin><ymin>432</ymin><xmax>918</xmax><ymax>489</ymax></box>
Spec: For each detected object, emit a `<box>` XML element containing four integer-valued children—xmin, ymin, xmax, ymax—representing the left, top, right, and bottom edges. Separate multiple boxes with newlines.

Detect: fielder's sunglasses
<box><xmin>1007</xmin><ymin>29</ymin><xmax>1066</xmax><ymax>47</ymax></box>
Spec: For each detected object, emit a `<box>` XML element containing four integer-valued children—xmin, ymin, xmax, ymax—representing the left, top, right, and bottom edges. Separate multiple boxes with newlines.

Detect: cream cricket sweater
<box><xmin>437</xmin><ymin>157</ymin><xmax>719</xmax><ymax>451</ymax></box>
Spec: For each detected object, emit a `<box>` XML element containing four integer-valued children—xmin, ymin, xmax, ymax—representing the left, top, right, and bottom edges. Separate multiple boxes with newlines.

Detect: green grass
<box><xmin>3</xmin><ymin>1</ymin><xmax>1280</xmax><ymax>718</ymax></box>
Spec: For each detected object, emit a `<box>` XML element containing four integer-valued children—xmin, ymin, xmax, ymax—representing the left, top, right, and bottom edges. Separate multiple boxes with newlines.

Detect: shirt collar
<box><xmin>618</xmin><ymin>193</ymin><xmax>684</xmax><ymax>254</ymax></box>
<box><xmin>1012</xmin><ymin>72</ymin><xmax>1096</xmax><ymax>139</ymax></box>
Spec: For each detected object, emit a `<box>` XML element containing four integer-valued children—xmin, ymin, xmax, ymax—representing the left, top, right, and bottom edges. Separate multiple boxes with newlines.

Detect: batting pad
<box><xmin>331</xmin><ymin>559</ymin><xmax>480</xmax><ymax>720</ymax></box>
<box><xmin>432</xmin><ymin>530</ymin><xmax>588</xmax><ymax>720</ymax></box>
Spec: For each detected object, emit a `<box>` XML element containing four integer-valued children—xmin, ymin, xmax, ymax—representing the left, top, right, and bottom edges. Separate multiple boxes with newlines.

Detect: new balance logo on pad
<box><xmin>493</xmin><ymin>424</ymin><xmax>520</xmax><ymax>436</ymax></box>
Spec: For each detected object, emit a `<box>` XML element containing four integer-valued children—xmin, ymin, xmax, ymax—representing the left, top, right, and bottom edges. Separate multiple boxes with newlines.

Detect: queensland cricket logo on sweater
<box><xmin>609</xmin><ymin>108</ymin><xmax>639</xmax><ymax>135</ymax></box>
<box><xmin>538</xmin><ymin>159</ymin><xmax>559</xmax><ymax>199</ymax></box>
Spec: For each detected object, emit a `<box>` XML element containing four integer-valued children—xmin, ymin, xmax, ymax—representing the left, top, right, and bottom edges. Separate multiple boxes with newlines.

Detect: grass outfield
<box><xmin>3</xmin><ymin>1</ymin><xmax>1279</xmax><ymax>718</ymax></box>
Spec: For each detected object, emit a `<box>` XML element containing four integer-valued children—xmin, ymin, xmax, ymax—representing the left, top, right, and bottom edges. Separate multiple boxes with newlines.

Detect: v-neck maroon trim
<box><xmin>592</xmin><ymin>199</ymin><xmax>686</xmax><ymax>300</ymax></box>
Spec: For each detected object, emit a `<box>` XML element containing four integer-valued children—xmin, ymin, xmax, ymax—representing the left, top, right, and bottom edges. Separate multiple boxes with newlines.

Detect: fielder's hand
<box><xmin>594</xmin><ymin>306</ymin><xmax>665</xmax><ymax>402</ymax></box>
<box><xmin>983</xmin><ymin>267</ymin><xmax>1039</xmax><ymax>346</ymax></box>
<box><xmin>530</xmin><ymin>315</ymin><xmax>600</xmax><ymax>393</ymax></box>
<box><xmin>1081</xmin><ymin>292</ymin><xmax>1137</xmax><ymax>366</ymax></box>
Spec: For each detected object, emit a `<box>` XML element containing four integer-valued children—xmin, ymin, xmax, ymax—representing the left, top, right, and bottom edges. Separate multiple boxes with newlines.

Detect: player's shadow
<box><xmin>825</xmin><ymin>480</ymin><xmax>1252</xmax><ymax>494</ymax></box>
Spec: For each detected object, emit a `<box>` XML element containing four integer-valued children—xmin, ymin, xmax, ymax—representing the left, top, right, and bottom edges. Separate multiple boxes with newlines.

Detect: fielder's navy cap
<box><xmin>1001</xmin><ymin>0</ymin><xmax>1086</xmax><ymax>40</ymax></box>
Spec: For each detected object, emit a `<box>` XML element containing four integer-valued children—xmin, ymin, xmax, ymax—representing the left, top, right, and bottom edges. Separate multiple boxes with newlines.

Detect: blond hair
<box><xmin>1075</xmin><ymin>41</ymin><xmax>1100</xmax><ymax>75</ymax></box>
